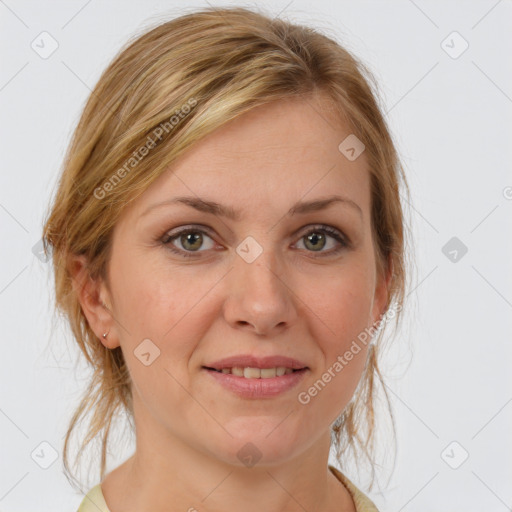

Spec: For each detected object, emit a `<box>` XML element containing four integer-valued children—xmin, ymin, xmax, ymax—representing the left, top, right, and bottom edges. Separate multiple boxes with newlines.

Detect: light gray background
<box><xmin>1</xmin><ymin>1</ymin><xmax>511</xmax><ymax>511</ymax></box>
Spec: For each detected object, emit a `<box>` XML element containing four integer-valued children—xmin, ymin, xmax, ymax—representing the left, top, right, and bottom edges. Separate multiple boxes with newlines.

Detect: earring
<box><xmin>102</xmin><ymin>328</ymin><xmax>110</xmax><ymax>339</ymax></box>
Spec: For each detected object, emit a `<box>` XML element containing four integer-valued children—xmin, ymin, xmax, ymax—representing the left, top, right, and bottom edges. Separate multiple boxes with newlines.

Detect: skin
<box><xmin>71</xmin><ymin>92</ymin><xmax>391</xmax><ymax>512</ymax></box>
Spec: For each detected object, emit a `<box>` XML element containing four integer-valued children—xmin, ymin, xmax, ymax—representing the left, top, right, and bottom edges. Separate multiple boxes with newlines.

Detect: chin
<box><xmin>208</xmin><ymin>420</ymin><xmax>305</xmax><ymax>468</ymax></box>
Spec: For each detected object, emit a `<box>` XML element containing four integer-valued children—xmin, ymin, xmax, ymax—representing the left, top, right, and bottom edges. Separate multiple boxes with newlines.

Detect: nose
<box><xmin>222</xmin><ymin>246</ymin><xmax>298</xmax><ymax>337</ymax></box>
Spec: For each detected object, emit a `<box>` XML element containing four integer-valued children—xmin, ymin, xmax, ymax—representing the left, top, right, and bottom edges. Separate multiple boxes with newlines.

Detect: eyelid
<box><xmin>293</xmin><ymin>225</ymin><xmax>349</xmax><ymax>253</ymax></box>
<box><xmin>161</xmin><ymin>224</ymin><xmax>216</xmax><ymax>243</ymax></box>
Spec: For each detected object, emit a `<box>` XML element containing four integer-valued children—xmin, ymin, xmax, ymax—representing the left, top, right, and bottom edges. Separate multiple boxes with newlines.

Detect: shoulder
<box><xmin>329</xmin><ymin>465</ymin><xmax>380</xmax><ymax>512</ymax></box>
<box><xmin>76</xmin><ymin>484</ymin><xmax>110</xmax><ymax>512</ymax></box>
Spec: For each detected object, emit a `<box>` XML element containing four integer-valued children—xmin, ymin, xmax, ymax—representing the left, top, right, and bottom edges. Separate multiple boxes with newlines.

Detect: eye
<box><xmin>161</xmin><ymin>227</ymin><xmax>217</xmax><ymax>258</ymax></box>
<box><xmin>294</xmin><ymin>225</ymin><xmax>349</xmax><ymax>256</ymax></box>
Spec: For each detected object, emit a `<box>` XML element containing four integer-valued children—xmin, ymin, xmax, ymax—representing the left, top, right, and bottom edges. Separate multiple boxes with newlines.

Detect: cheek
<box><xmin>111</xmin><ymin>256</ymin><xmax>217</xmax><ymax>376</ymax></box>
<box><xmin>297</xmin><ymin>261</ymin><xmax>374</xmax><ymax>411</ymax></box>
<box><xmin>300</xmin><ymin>260</ymin><xmax>375</xmax><ymax>350</ymax></box>
<box><xmin>112</xmin><ymin>264</ymin><xmax>211</xmax><ymax>423</ymax></box>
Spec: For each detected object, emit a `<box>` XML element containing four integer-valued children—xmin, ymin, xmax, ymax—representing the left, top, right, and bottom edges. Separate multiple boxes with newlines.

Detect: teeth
<box><xmin>260</xmin><ymin>368</ymin><xmax>276</xmax><ymax>378</ymax></box>
<box><xmin>215</xmin><ymin>366</ymin><xmax>299</xmax><ymax>378</ymax></box>
<box><xmin>244</xmin><ymin>367</ymin><xmax>261</xmax><ymax>379</ymax></box>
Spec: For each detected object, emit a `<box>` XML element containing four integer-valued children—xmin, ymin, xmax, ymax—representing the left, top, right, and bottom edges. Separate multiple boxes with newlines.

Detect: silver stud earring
<box><xmin>102</xmin><ymin>329</ymin><xmax>110</xmax><ymax>339</ymax></box>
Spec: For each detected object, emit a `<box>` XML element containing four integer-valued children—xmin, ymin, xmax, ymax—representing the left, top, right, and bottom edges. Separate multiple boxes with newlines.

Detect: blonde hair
<box><xmin>42</xmin><ymin>5</ymin><xmax>412</xmax><ymax>492</ymax></box>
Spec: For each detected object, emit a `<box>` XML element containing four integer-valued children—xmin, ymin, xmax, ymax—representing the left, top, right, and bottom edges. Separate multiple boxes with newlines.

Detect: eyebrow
<box><xmin>142</xmin><ymin>194</ymin><xmax>363</xmax><ymax>221</ymax></box>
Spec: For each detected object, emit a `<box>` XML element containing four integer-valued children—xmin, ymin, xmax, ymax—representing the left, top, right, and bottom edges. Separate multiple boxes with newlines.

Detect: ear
<box><xmin>370</xmin><ymin>253</ymin><xmax>393</xmax><ymax>328</ymax></box>
<box><xmin>67</xmin><ymin>254</ymin><xmax>119</xmax><ymax>349</ymax></box>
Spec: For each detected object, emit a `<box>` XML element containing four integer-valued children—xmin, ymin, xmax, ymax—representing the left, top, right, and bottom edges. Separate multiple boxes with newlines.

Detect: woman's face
<box><xmin>97</xmin><ymin>95</ymin><xmax>389</xmax><ymax>468</ymax></box>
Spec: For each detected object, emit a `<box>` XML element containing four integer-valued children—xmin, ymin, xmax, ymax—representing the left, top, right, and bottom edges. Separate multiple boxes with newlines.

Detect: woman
<box><xmin>42</xmin><ymin>6</ymin><xmax>411</xmax><ymax>511</ymax></box>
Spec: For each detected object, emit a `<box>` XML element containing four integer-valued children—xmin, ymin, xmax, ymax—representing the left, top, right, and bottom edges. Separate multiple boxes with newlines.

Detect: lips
<box><xmin>203</xmin><ymin>355</ymin><xmax>308</xmax><ymax>373</ymax></box>
<box><xmin>203</xmin><ymin>355</ymin><xmax>309</xmax><ymax>400</ymax></box>
<box><xmin>203</xmin><ymin>355</ymin><xmax>309</xmax><ymax>398</ymax></box>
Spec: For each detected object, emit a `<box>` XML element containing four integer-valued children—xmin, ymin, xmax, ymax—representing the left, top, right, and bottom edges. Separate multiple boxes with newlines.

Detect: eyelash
<box><xmin>160</xmin><ymin>224</ymin><xmax>349</xmax><ymax>259</ymax></box>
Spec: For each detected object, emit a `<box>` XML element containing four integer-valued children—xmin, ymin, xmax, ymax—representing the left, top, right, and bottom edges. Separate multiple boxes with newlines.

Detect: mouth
<box><xmin>202</xmin><ymin>366</ymin><xmax>306</xmax><ymax>378</ymax></box>
<box><xmin>201</xmin><ymin>356</ymin><xmax>309</xmax><ymax>398</ymax></box>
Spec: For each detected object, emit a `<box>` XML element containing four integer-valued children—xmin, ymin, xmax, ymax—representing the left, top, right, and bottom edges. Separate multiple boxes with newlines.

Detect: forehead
<box><xmin>130</xmin><ymin>95</ymin><xmax>371</xmax><ymax>222</ymax></box>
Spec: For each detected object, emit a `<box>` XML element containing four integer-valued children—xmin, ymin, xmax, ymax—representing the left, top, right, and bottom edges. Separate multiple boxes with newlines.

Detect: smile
<box><xmin>202</xmin><ymin>366</ymin><xmax>308</xmax><ymax>398</ymax></box>
<box><xmin>204</xmin><ymin>366</ymin><xmax>302</xmax><ymax>378</ymax></box>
